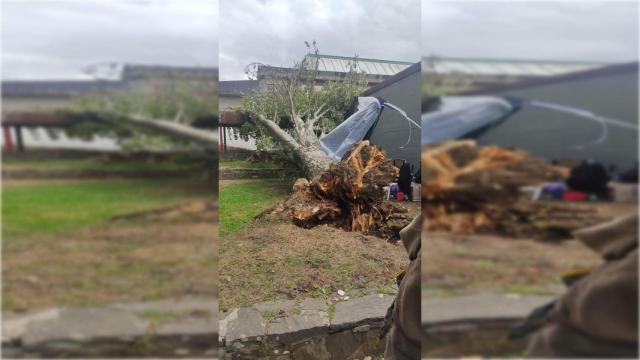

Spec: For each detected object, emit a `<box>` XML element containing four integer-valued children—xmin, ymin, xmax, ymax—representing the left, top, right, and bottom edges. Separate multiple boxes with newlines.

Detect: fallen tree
<box><xmin>67</xmin><ymin>76</ymin><xmax>218</xmax><ymax>152</ymax></box>
<box><xmin>236</xmin><ymin>43</ymin><xmax>368</xmax><ymax>179</ymax></box>
<box><xmin>262</xmin><ymin>141</ymin><xmax>411</xmax><ymax>240</ymax></box>
<box><xmin>421</xmin><ymin>140</ymin><xmax>608</xmax><ymax>239</ymax></box>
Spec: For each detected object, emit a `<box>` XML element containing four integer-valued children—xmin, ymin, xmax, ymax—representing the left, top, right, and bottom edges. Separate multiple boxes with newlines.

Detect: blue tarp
<box><xmin>421</xmin><ymin>96</ymin><xmax>515</xmax><ymax>145</ymax></box>
<box><xmin>320</xmin><ymin>97</ymin><xmax>382</xmax><ymax>161</ymax></box>
<box><xmin>421</xmin><ymin>96</ymin><xmax>639</xmax><ymax>147</ymax></box>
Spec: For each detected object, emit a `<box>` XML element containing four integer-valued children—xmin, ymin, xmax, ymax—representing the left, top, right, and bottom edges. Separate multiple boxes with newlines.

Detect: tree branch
<box><xmin>250</xmin><ymin>113</ymin><xmax>302</xmax><ymax>151</ymax></box>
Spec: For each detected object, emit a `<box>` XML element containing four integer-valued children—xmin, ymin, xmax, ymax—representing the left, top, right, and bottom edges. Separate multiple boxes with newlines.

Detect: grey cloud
<box><xmin>2</xmin><ymin>0</ymin><xmax>218</xmax><ymax>80</ymax></box>
<box><xmin>219</xmin><ymin>0</ymin><xmax>421</xmax><ymax>80</ymax></box>
<box><xmin>422</xmin><ymin>0</ymin><xmax>638</xmax><ymax>62</ymax></box>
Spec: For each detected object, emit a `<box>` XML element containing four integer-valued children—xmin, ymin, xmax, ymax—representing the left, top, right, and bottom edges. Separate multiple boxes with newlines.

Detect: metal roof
<box><xmin>219</xmin><ymin>80</ymin><xmax>259</xmax><ymax>96</ymax></box>
<box><xmin>121</xmin><ymin>64</ymin><xmax>218</xmax><ymax>81</ymax></box>
<box><xmin>2</xmin><ymin>80</ymin><xmax>128</xmax><ymax>98</ymax></box>
<box><xmin>460</xmin><ymin>61</ymin><xmax>638</xmax><ymax>95</ymax></box>
<box><xmin>423</xmin><ymin>57</ymin><xmax>610</xmax><ymax>77</ymax></box>
<box><xmin>304</xmin><ymin>54</ymin><xmax>413</xmax><ymax>77</ymax></box>
<box><xmin>362</xmin><ymin>62</ymin><xmax>421</xmax><ymax>96</ymax></box>
<box><xmin>2</xmin><ymin>64</ymin><xmax>218</xmax><ymax>98</ymax></box>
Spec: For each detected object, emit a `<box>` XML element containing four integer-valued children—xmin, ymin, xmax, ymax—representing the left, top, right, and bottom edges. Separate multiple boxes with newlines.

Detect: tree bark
<box><xmin>251</xmin><ymin>114</ymin><xmax>335</xmax><ymax>179</ymax></box>
<box><xmin>123</xmin><ymin>114</ymin><xmax>218</xmax><ymax>148</ymax></box>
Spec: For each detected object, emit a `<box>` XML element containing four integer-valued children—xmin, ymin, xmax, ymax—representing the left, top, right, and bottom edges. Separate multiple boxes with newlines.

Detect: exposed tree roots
<box><xmin>421</xmin><ymin>140</ymin><xmax>608</xmax><ymax>240</ymax></box>
<box><xmin>264</xmin><ymin>141</ymin><xmax>411</xmax><ymax>240</ymax></box>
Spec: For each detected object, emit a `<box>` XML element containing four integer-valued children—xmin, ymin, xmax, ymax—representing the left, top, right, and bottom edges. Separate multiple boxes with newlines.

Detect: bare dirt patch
<box><xmin>422</xmin><ymin>201</ymin><xmax>637</xmax><ymax>297</ymax></box>
<box><xmin>219</xmin><ymin>179</ymin><xmax>260</xmax><ymax>189</ymax></box>
<box><xmin>422</xmin><ymin>232</ymin><xmax>602</xmax><ymax>297</ymax></box>
<box><xmin>2</xmin><ymin>202</ymin><xmax>217</xmax><ymax>311</ymax></box>
<box><xmin>2</xmin><ymin>179</ymin><xmax>97</xmax><ymax>188</ymax></box>
<box><xmin>219</xmin><ymin>206</ymin><xmax>418</xmax><ymax>311</ymax></box>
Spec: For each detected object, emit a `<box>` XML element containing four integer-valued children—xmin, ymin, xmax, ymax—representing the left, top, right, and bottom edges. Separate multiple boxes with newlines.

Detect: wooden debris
<box><xmin>422</xmin><ymin>140</ymin><xmax>607</xmax><ymax>240</ymax></box>
<box><xmin>267</xmin><ymin>141</ymin><xmax>411</xmax><ymax>240</ymax></box>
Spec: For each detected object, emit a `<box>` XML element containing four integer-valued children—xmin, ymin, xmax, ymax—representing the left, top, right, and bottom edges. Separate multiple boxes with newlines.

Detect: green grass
<box><xmin>219</xmin><ymin>159</ymin><xmax>280</xmax><ymax>169</ymax></box>
<box><xmin>500</xmin><ymin>284</ymin><xmax>555</xmax><ymax>296</ymax></box>
<box><xmin>136</xmin><ymin>309</ymin><xmax>185</xmax><ymax>323</ymax></box>
<box><xmin>377</xmin><ymin>284</ymin><xmax>396</xmax><ymax>295</ymax></box>
<box><xmin>219</xmin><ymin>179</ymin><xmax>291</xmax><ymax>237</ymax></box>
<box><xmin>2</xmin><ymin>158</ymin><xmax>201</xmax><ymax>171</ymax></box>
<box><xmin>2</xmin><ymin>179</ymin><xmax>211</xmax><ymax>237</ymax></box>
<box><xmin>326</xmin><ymin>303</ymin><xmax>336</xmax><ymax>321</ymax></box>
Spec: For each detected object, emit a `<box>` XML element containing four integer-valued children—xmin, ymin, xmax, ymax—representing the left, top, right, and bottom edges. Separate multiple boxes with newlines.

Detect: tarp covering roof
<box><xmin>421</xmin><ymin>96</ymin><xmax>514</xmax><ymax>145</ymax></box>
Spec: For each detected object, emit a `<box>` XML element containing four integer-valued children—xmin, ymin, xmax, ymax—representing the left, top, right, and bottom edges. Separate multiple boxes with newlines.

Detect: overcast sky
<box><xmin>2</xmin><ymin>0</ymin><xmax>218</xmax><ymax>80</ymax></box>
<box><xmin>3</xmin><ymin>1</ymin><xmax>636</xmax><ymax>81</ymax></box>
<box><xmin>219</xmin><ymin>0</ymin><xmax>421</xmax><ymax>80</ymax></box>
<box><xmin>423</xmin><ymin>0</ymin><xmax>638</xmax><ymax>62</ymax></box>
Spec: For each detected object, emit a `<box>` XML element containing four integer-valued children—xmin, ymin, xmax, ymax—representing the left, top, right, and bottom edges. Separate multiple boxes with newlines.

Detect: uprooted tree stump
<box><xmin>263</xmin><ymin>141</ymin><xmax>411</xmax><ymax>240</ymax></box>
<box><xmin>421</xmin><ymin>140</ymin><xmax>608</xmax><ymax>240</ymax></box>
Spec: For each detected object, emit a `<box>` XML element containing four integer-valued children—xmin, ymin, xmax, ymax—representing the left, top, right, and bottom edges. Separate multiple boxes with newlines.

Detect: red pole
<box><xmin>222</xmin><ymin>126</ymin><xmax>227</xmax><ymax>152</ymax></box>
<box><xmin>218</xmin><ymin>126</ymin><xmax>223</xmax><ymax>153</ymax></box>
<box><xmin>3</xmin><ymin>126</ymin><xmax>14</xmax><ymax>152</ymax></box>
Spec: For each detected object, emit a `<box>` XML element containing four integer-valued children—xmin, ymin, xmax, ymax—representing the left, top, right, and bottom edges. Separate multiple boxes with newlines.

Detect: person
<box><xmin>382</xmin><ymin>215</ymin><xmax>422</xmax><ymax>359</ymax></box>
<box><xmin>566</xmin><ymin>159</ymin><xmax>610</xmax><ymax>199</ymax></box>
<box><xmin>397</xmin><ymin>162</ymin><xmax>414</xmax><ymax>201</ymax></box>
<box><xmin>525</xmin><ymin>214</ymin><xmax>638</xmax><ymax>358</ymax></box>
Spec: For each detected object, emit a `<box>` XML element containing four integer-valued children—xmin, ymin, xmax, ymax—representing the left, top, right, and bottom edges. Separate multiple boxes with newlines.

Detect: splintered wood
<box><xmin>422</xmin><ymin>140</ymin><xmax>606</xmax><ymax>240</ymax></box>
<box><xmin>270</xmin><ymin>141</ymin><xmax>410</xmax><ymax>240</ymax></box>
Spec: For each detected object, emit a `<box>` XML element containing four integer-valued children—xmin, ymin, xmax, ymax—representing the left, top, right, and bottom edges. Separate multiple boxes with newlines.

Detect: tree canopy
<box><xmin>66</xmin><ymin>77</ymin><xmax>217</xmax><ymax>151</ymax></box>
<box><xmin>233</xmin><ymin>45</ymin><xmax>368</xmax><ymax>154</ymax></box>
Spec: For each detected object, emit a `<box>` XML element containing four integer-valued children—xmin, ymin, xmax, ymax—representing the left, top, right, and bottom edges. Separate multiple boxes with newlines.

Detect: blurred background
<box><xmin>421</xmin><ymin>1</ymin><xmax>638</xmax><ymax>358</ymax></box>
<box><xmin>2</xmin><ymin>1</ymin><xmax>219</xmax><ymax>357</ymax></box>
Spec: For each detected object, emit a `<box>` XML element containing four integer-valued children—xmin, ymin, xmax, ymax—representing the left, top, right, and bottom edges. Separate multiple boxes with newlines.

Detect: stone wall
<box><xmin>220</xmin><ymin>294</ymin><xmax>395</xmax><ymax>359</ymax></box>
<box><xmin>2</xmin><ymin>298</ymin><xmax>218</xmax><ymax>358</ymax></box>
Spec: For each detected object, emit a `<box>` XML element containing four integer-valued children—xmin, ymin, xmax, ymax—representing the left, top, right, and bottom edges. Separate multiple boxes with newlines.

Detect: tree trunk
<box><xmin>251</xmin><ymin>114</ymin><xmax>335</xmax><ymax>179</ymax></box>
<box><xmin>294</xmin><ymin>144</ymin><xmax>335</xmax><ymax>180</ymax></box>
<box><xmin>123</xmin><ymin>114</ymin><xmax>218</xmax><ymax>148</ymax></box>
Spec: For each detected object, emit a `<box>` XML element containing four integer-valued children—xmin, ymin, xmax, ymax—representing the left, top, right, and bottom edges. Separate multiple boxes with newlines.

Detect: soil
<box><xmin>422</xmin><ymin>202</ymin><xmax>637</xmax><ymax>297</ymax></box>
<box><xmin>2</xmin><ymin>201</ymin><xmax>218</xmax><ymax>311</ymax></box>
<box><xmin>2</xmin><ymin>179</ymin><xmax>99</xmax><ymax>188</ymax></box>
<box><xmin>219</xmin><ymin>201</ymin><xmax>419</xmax><ymax>311</ymax></box>
<box><xmin>219</xmin><ymin>179</ymin><xmax>260</xmax><ymax>189</ymax></box>
<box><xmin>422</xmin><ymin>232</ymin><xmax>602</xmax><ymax>296</ymax></box>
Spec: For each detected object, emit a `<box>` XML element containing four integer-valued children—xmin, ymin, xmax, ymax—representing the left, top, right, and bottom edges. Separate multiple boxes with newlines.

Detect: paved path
<box><xmin>2</xmin><ymin>297</ymin><xmax>218</xmax><ymax>358</ymax></box>
<box><xmin>422</xmin><ymin>292</ymin><xmax>555</xmax><ymax>325</ymax></box>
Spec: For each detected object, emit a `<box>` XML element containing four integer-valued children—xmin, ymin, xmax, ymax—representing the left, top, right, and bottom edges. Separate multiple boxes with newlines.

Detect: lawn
<box><xmin>2</xmin><ymin>158</ymin><xmax>203</xmax><ymax>171</ymax></box>
<box><xmin>219</xmin><ymin>179</ymin><xmax>292</xmax><ymax>236</ymax></box>
<box><xmin>2</xmin><ymin>177</ymin><xmax>217</xmax><ymax>311</ymax></box>
<box><xmin>219</xmin><ymin>159</ymin><xmax>281</xmax><ymax>169</ymax></box>
<box><xmin>2</xmin><ymin>179</ymin><xmax>212</xmax><ymax>237</ymax></box>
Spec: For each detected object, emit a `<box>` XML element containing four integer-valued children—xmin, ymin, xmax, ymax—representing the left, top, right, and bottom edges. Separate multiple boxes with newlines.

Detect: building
<box><xmin>362</xmin><ymin>62</ymin><xmax>421</xmax><ymax>169</ymax></box>
<box><xmin>254</xmin><ymin>53</ymin><xmax>414</xmax><ymax>87</ymax></box>
<box><xmin>3</xmin><ymin>64</ymin><xmax>217</xmax><ymax>113</ymax></box>
<box><xmin>217</xmin><ymin>80</ymin><xmax>259</xmax><ymax>150</ymax></box>
<box><xmin>218</xmin><ymin>80</ymin><xmax>259</xmax><ymax>111</ymax></box>
<box><xmin>457</xmin><ymin>62</ymin><xmax>638</xmax><ymax>173</ymax></box>
<box><xmin>1</xmin><ymin>64</ymin><xmax>217</xmax><ymax>151</ymax></box>
<box><xmin>423</xmin><ymin>56</ymin><xmax>610</xmax><ymax>94</ymax></box>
